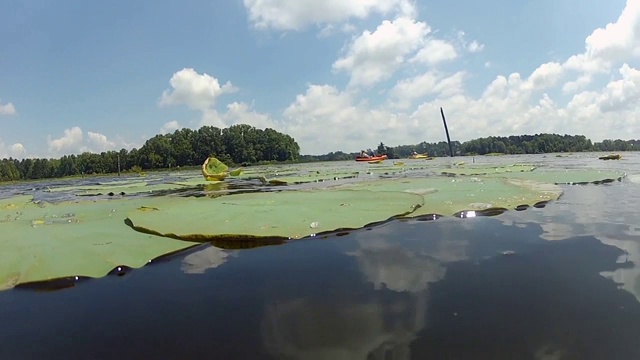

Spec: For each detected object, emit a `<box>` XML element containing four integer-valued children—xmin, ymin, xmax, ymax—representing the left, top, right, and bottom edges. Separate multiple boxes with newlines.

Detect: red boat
<box><xmin>355</xmin><ymin>154</ymin><xmax>388</xmax><ymax>162</ymax></box>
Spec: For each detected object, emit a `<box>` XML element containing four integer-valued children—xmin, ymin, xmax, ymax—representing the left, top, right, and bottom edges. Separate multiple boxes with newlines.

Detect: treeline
<box><xmin>299</xmin><ymin>141</ymin><xmax>463</xmax><ymax>162</ymax></box>
<box><xmin>302</xmin><ymin>134</ymin><xmax>638</xmax><ymax>161</ymax></box>
<box><xmin>0</xmin><ymin>124</ymin><xmax>300</xmax><ymax>182</ymax></box>
<box><xmin>389</xmin><ymin>134</ymin><xmax>637</xmax><ymax>158</ymax></box>
<box><xmin>458</xmin><ymin>134</ymin><xmax>639</xmax><ymax>155</ymax></box>
<box><xmin>2</xmin><ymin>131</ymin><xmax>637</xmax><ymax>182</ymax></box>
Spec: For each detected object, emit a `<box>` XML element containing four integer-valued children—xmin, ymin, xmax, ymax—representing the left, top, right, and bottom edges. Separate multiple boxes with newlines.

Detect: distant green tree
<box><xmin>1</xmin><ymin>130</ymin><xmax>638</xmax><ymax>182</ymax></box>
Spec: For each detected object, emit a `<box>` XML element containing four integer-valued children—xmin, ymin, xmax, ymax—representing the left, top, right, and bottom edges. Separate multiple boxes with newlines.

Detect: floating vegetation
<box><xmin>259</xmin><ymin>171</ymin><xmax>360</xmax><ymax>185</ymax></box>
<box><xmin>483</xmin><ymin>169</ymin><xmax>626</xmax><ymax>185</ymax></box>
<box><xmin>0</xmin><ymin>196</ymin><xmax>199</xmax><ymax>290</ymax></box>
<box><xmin>440</xmin><ymin>164</ymin><xmax>537</xmax><ymax>176</ymax></box>
<box><xmin>330</xmin><ymin>177</ymin><xmax>562</xmax><ymax>217</ymax></box>
<box><xmin>126</xmin><ymin>189</ymin><xmax>420</xmax><ymax>241</ymax></box>
<box><xmin>201</xmin><ymin>157</ymin><xmax>229</xmax><ymax>181</ymax></box>
<box><xmin>599</xmin><ymin>154</ymin><xmax>622</xmax><ymax>160</ymax></box>
<box><xmin>0</xmin><ymin>157</ymin><xmax>630</xmax><ymax>290</ymax></box>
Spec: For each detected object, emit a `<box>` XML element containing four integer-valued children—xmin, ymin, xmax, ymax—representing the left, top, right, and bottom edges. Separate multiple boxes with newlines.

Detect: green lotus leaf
<box><xmin>229</xmin><ymin>168</ymin><xmax>244</xmax><ymax>176</ymax></box>
<box><xmin>125</xmin><ymin>189</ymin><xmax>423</xmax><ymax>241</ymax></box>
<box><xmin>204</xmin><ymin>173</ymin><xmax>228</xmax><ymax>181</ymax></box>
<box><xmin>47</xmin><ymin>181</ymin><xmax>149</xmax><ymax>193</ymax></box>
<box><xmin>0</xmin><ymin>197</ymin><xmax>199</xmax><ymax>290</ymax></box>
<box><xmin>440</xmin><ymin>164</ymin><xmax>537</xmax><ymax>176</ymax></box>
<box><xmin>201</xmin><ymin>157</ymin><xmax>229</xmax><ymax>181</ymax></box>
<box><xmin>364</xmin><ymin>162</ymin><xmax>436</xmax><ymax>173</ymax></box>
<box><xmin>261</xmin><ymin>171</ymin><xmax>361</xmax><ymax>185</ymax></box>
<box><xmin>168</xmin><ymin>176</ymin><xmax>222</xmax><ymax>187</ymax></box>
<box><xmin>45</xmin><ymin>176</ymin><xmax>216</xmax><ymax>195</ymax></box>
<box><xmin>330</xmin><ymin>177</ymin><xmax>562</xmax><ymax>216</ymax></box>
<box><xmin>481</xmin><ymin>169</ymin><xmax>626</xmax><ymax>184</ymax></box>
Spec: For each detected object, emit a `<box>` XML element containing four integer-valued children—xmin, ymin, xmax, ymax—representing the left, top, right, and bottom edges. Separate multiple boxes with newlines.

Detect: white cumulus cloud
<box><xmin>159</xmin><ymin>68</ymin><xmax>237</xmax><ymax>111</ymax></box>
<box><xmin>160</xmin><ymin>120</ymin><xmax>181</xmax><ymax>134</ymax></box>
<box><xmin>152</xmin><ymin>0</ymin><xmax>640</xmax><ymax>157</ymax></box>
<box><xmin>0</xmin><ymin>141</ymin><xmax>26</xmax><ymax>159</ymax></box>
<box><xmin>0</xmin><ymin>101</ymin><xmax>16</xmax><ymax>115</ymax></box>
<box><xmin>47</xmin><ymin>127</ymin><xmax>129</xmax><ymax>157</ymax></box>
<box><xmin>467</xmin><ymin>40</ymin><xmax>484</xmax><ymax>53</ymax></box>
<box><xmin>281</xmin><ymin>84</ymin><xmax>419</xmax><ymax>153</ymax></box>
<box><xmin>411</xmin><ymin>39</ymin><xmax>458</xmax><ymax>66</ymax></box>
<box><xmin>584</xmin><ymin>0</ymin><xmax>640</xmax><ymax>66</ymax></box>
<box><xmin>388</xmin><ymin>70</ymin><xmax>466</xmax><ymax>109</ymax></box>
<box><xmin>278</xmin><ymin>1</ymin><xmax>640</xmax><ymax>154</ymax></box>
<box><xmin>87</xmin><ymin>131</ymin><xmax>116</xmax><ymax>152</ymax></box>
<box><xmin>281</xmin><ymin>61</ymin><xmax>640</xmax><ymax>154</ymax></box>
<box><xmin>333</xmin><ymin>15</ymin><xmax>464</xmax><ymax>88</ymax></box>
<box><xmin>158</xmin><ymin>69</ymin><xmax>275</xmax><ymax>131</ymax></box>
<box><xmin>243</xmin><ymin>0</ymin><xmax>415</xmax><ymax>31</ymax></box>
<box><xmin>47</xmin><ymin>126</ymin><xmax>84</xmax><ymax>154</ymax></box>
<box><xmin>200</xmin><ymin>102</ymin><xmax>276</xmax><ymax>129</ymax></box>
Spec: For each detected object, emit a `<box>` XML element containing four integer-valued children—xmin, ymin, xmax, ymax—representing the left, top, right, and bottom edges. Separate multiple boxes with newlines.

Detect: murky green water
<box><xmin>0</xmin><ymin>153</ymin><xmax>639</xmax><ymax>359</ymax></box>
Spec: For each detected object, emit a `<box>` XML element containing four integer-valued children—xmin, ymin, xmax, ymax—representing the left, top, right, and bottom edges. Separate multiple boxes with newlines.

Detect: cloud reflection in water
<box><xmin>180</xmin><ymin>245</ymin><xmax>234</xmax><ymax>274</ymax></box>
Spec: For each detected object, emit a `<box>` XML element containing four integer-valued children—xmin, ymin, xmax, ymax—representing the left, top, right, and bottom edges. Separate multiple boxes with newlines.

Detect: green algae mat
<box><xmin>0</xmin><ymin>159</ymin><xmax>628</xmax><ymax>290</ymax></box>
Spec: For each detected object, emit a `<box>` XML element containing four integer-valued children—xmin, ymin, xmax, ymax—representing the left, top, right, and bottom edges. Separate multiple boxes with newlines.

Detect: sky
<box><xmin>0</xmin><ymin>0</ymin><xmax>639</xmax><ymax>158</ymax></box>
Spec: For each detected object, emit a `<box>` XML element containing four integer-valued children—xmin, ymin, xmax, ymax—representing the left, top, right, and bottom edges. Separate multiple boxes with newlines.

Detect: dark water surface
<box><xmin>2</xmin><ymin>155</ymin><xmax>640</xmax><ymax>359</ymax></box>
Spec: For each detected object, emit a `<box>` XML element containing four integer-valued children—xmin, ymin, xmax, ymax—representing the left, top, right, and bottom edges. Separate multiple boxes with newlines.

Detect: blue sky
<box><xmin>0</xmin><ymin>0</ymin><xmax>637</xmax><ymax>157</ymax></box>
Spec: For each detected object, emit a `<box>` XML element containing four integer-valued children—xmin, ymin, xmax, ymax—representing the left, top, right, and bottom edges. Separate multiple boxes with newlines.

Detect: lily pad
<box><xmin>0</xmin><ymin>196</ymin><xmax>199</xmax><ymax>289</ymax></box>
<box><xmin>126</xmin><ymin>189</ymin><xmax>423</xmax><ymax>240</ymax></box>
<box><xmin>261</xmin><ymin>171</ymin><xmax>361</xmax><ymax>185</ymax></box>
<box><xmin>229</xmin><ymin>168</ymin><xmax>244</xmax><ymax>176</ymax></box>
<box><xmin>202</xmin><ymin>157</ymin><xmax>229</xmax><ymax>181</ymax></box>
<box><xmin>481</xmin><ymin>169</ymin><xmax>626</xmax><ymax>184</ymax></box>
<box><xmin>331</xmin><ymin>177</ymin><xmax>562</xmax><ymax>216</ymax></box>
<box><xmin>440</xmin><ymin>164</ymin><xmax>537</xmax><ymax>176</ymax></box>
<box><xmin>47</xmin><ymin>181</ymin><xmax>149</xmax><ymax>193</ymax></box>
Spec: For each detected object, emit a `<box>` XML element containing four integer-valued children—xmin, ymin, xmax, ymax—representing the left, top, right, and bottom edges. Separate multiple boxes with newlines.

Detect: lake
<box><xmin>1</xmin><ymin>153</ymin><xmax>640</xmax><ymax>359</ymax></box>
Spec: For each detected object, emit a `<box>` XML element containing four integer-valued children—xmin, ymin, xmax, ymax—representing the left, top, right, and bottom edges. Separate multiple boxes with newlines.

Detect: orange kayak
<box><xmin>355</xmin><ymin>155</ymin><xmax>388</xmax><ymax>162</ymax></box>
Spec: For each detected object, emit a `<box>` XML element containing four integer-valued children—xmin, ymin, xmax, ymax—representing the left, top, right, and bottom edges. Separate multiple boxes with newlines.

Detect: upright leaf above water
<box><xmin>201</xmin><ymin>157</ymin><xmax>229</xmax><ymax>181</ymax></box>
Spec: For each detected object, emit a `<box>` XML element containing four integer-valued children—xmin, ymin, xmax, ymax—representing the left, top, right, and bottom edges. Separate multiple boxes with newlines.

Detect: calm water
<box><xmin>1</xmin><ymin>153</ymin><xmax>640</xmax><ymax>359</ymax></box>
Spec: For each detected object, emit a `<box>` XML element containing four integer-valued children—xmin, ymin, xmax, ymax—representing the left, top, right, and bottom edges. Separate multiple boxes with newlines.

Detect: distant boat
<box><xmin>355</xmin><ymin>154</ymin><xmax>388</xmax><ymax>162</ymax></box>
<box><xmin>409</xmin><ymin>153</ymin><xmax>428</xmax><ymax>159</ymax></box>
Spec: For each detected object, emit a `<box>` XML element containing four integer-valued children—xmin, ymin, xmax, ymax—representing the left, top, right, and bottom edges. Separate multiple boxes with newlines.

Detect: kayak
<box><xmin>355</xmin><ymin>155</ymin><xmax>388</xmax><ymax>162</ymax></box>
<box><xmin>409</xmin><ymin>153</ymin><xmax>428</xmax><ymax>159</ymax></box>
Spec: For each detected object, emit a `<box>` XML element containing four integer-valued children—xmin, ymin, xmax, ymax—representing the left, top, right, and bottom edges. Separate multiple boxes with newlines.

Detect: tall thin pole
<box><xmin>117</xmin><ymin>154</ymin><xmax>121</xmax><ymax>176</ymax></box>
<box><xmin>440</xmin><ymin>107</ymin><xmax>454</xmax><ymax>157</ymax></box>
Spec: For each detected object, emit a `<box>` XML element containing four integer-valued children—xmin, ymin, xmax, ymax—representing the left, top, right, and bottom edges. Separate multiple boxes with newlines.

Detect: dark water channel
<box><xmin>1</xmin><ymin>156</ymin><xmax>640</xmax><ymax>359</ymax></box>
